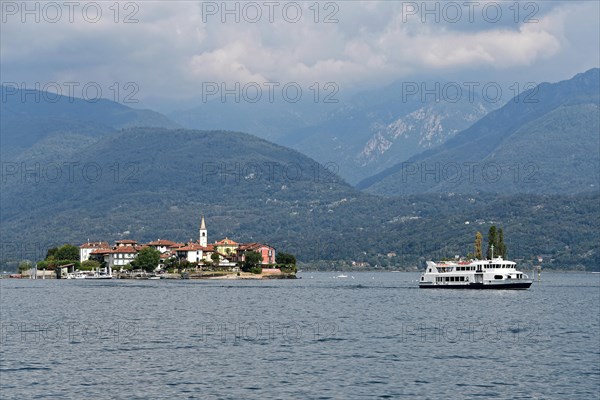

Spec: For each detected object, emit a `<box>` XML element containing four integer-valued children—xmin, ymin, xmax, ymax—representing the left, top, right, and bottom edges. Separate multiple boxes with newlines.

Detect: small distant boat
<box><xmin>148</xmin><ymin>276</ymin><xmax>160</xmax><ymax>280</ymax></box>
<box><xmin>87</xmin><ymin>273</ymin><xmax>112</xmax><ymax>279</ymax></box>
<box><xmin>337</xmin><ymin>274</ymin><xmax>348</xmax><ymax>278</ymax></box>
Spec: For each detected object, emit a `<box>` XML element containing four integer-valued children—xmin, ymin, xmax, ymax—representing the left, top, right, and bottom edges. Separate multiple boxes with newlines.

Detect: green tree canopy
<box><xmin>242</xmin><ymin>251</ymin><xmax>263</xmax><ymax>273</ymax></box>
<box><xmin>486</xmin><ymin>226</ymin><xmax>508</xmax><ymax>259</ymax></box>
<box><xmin>497</xmin><ymin>228</ymin><xmax>507</xmax><ymax>258</ymax></box>
<box><xmin>130</xmin><ymin>247</ymin><xmax>161</xmax><ymax>272</ymax></box>
<box><xmin>486</xmin><ymin>226</ymin><xmax>497</xmax><ymax>259</ymax></box>
<box><xmin>474</xmin><ymin>232</ymin><xmax>483</xmax><ymax>260</ymax></box>
<box><xmin>211</xmin><ymin>251</ymin><xmax>220</xmax><ymax>267</ymax></box>
<box><xmin>18</xmin><ymin>260</ymin><xmax>32</xmax><ymax>273</ymax></box>
<box><xmin>276</xmin><ymin>252</ymin><xmax>296</xmax><ymax>266</ymax></box>
<box><xmin>81</xmin><ymin>259</ymin><xmax>101</xmax><ymax>271</ymax></box>
<box><xmin>46</xmin><ymin>244</ymin><xmax>79</xmax><ymax>262</ymax></box>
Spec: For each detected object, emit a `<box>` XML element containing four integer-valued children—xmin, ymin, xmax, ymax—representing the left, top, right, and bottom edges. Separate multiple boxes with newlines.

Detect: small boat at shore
<box><xmin>419</xmin><ymin>257</ymin><xmax>533</xmax><ymax>290</ymax></box>
<box><xmin>67</xmin><ymin>270</ymin><xmax>112</xmax><ymax>279</ymax></box>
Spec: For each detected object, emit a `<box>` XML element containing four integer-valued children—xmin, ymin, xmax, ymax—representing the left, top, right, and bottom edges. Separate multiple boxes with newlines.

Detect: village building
<box><xmin>213</xmin><ymin>238</ymin><xmax>238</xmax><ymax>257</ymax></box>
<box><xmin>236</xmin><ymin>243</ymin><xmax>276</xmax><ymax>265</ymax></box>
<box><xmin>148</xmin><ymin>239</ymin><xmax>180</xmax><ymax>254</ymax></box>
<box><xmin>79</xmin><ymin>241</ymin><xmax>110</xmax><ymax>262</ymax></box>
<box><xmin>174</xmin><ymin>243</ymin><xmax>205</xmax><ymax>263</ymax></box>
<box><xmin>109</xmin><ymin>245</ymin><xmax>139</xmax><ymax>268</ymax></box>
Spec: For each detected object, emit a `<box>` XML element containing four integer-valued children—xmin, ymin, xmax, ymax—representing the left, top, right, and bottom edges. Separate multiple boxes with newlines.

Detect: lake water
<box><xmin>1</xmin><ymin>272</ymin><xmax>599</xmax><ymax>399</ymax></box>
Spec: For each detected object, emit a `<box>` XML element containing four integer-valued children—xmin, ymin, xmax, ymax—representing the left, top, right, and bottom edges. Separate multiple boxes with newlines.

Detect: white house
<box><xmin>148</xmin><ymin>239</ymin><xmax>181</xmax><ymax>254</ymax></box>
<box><xmin>174</xmin><ymin>243</ymin><xmax>205</xmax><ymax>263</ymax></box>
<box><xmin>79</xmin><ymin>241</ymin><xmax>110</xmax><ymax>262</ymax></box>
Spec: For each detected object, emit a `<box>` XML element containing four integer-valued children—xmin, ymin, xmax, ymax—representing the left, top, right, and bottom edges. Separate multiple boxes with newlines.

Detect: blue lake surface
<box><xmin>1</xmin><ymin>272</ymin><xmax>599</xmax><ymax>399</ymax></box>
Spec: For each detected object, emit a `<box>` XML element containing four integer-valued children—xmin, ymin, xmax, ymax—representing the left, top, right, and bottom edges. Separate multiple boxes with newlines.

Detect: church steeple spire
<box><xmin>199</xmin><ymin>215</ymin><xmax>207</xmax><ymax>246</ymax></box>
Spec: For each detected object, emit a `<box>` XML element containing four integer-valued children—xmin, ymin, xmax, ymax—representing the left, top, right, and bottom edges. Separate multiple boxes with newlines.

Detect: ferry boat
<box><xmin>419</xmin><ymin>257</ymin><xmax>533</xmax><ymax>289</ymax></box>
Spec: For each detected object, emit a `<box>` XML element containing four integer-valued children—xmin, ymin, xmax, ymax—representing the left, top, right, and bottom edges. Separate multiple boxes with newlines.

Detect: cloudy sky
<box><xmin>1</xmin><ymin>0</ymin><xmax>598</xmax><ymax>110</ymax></box>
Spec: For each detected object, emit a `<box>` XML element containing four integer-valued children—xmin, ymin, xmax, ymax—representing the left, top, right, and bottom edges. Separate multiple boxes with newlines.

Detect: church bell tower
<box><xmin>199</xmin><ymin>215</ymin><xmax>207</xmax><ymax>246</ymax></box>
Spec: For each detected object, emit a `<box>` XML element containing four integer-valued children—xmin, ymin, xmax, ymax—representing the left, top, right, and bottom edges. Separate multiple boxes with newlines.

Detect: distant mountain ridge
<box><xmin>0</xmin><ymin>85</ymin><xmax>179</xmax><ymax>158</ymax></box>
<box><xmin>280</xmin><ymin>80</ymin><xmax>495</xmax><ymax>184</ymax></box>
<box><xmin>169</xmin><ymin>80</ymin><xmax>496</xmax><ymax>184</ymax></box>
<box><xmin>357</xmin><ymin>68</ymin><xmax>600</xmax><ymax>195</ymax></box>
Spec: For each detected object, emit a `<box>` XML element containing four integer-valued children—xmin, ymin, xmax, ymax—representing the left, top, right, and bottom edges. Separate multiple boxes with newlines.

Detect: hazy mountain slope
<box><xmin>358</xmin><ymin>68</ymin><xmax>600</xmax><ymax>195</ymax></box>
<box><xmin>0</xmin><ymin>85</ymin><xmax>180</xmax><ymax>157</ymax></box>
<box><xmin>281</xmin><ymin>81</ymin><xmax>494</xmax><ymax>184</ymax></box>
<box><xmin>169</xmin><ymin>81</ymin><xmax>495</xmax><ymax>184</ymax></box>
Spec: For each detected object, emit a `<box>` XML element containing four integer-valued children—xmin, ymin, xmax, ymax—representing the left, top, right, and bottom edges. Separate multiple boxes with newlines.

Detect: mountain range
<box><xmin>357</xmin><ymin>68</ymin><xmax>600</xmax><ymax>195</ymax></box>
<box><xmin>169</xmin><ymin>80</ymin><xmax>496</xmax><ymax>184</ymax></box>
<box><xmin>0</xmin><ymin>70</ymin><xmax>598</xmax><ymax>271</ymax></box>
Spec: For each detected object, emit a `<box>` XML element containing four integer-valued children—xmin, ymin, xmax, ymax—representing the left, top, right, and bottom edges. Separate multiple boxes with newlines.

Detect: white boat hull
<box><xmin>419</xmin><ymin>280</ymin><xmax>532</xmax><ymax>289</ymax></box>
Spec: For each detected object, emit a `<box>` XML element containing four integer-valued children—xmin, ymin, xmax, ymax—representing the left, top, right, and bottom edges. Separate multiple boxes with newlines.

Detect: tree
<box><xmin>242</xmin><ymin>251</ymin><xmax>263</xmax><ymax>273</ymax></box>
<box><xmin>474</xmin><ymin>232</ymin><xmax>483</xmax><ymax>260</ymax></box>
<box><xmin>497</xmin><ymin>228</ymin><xmax>507</xmax><ymax>258</ymax></box>
<box><xmin>51</xmin><ymin>244</ymin><xmax>79</xmax><ymax>262</ymax></box>
<box><xmin>46</xmin><ymin>247</ymin><xmax>58</xmax><ymax>260</ymax></box>
<box><xmin>486</xmin><ymin>226</ymin><xmax>497</xmax><ymax>259</ymax></box>
<box><xmin>18</xmin><ymin>260</ymin><xmax>32</xmax><ymax>273</ymax></box>
<box><xmin>130</xmin><ymin>247</ymin><xmax>160</xmax><ymax>272</ymax></box>
<box><xmin>486</xmin><ymin>226</ymin><xmax>508</xmax><ymax>259</ymax></box>
<box><xmin>81</xmin><ymin>259</ymin><xmax>101</xmax><ymax>271</ymax></box>
<box><xmin>276</xmin><ymin>252</ymin><xmax>296</xmax><ymax>266</ymax></box>
<box><xmin>45</xmin><ymin>244</ymin><xmax>79</xmax><ymax>262</ymax></box>
<box><xmin>211</xmin><ymin>252</ymin><xmax>220</xmax><ymax>269</ymax></box>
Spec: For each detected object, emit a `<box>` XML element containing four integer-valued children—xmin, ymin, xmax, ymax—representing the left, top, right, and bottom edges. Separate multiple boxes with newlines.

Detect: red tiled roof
<box><xmin>238</xmin><ymin>243</ymin><xmax>273</xmax><ymax>251</ymax></box>
<box><xmin>90</xmin><ymin>248</ymin><xmax>112</xmax><ymax>255</ymax></box>
<box><xmin>215</xmin><ymin>238</ymin><xmax>238</xmax><ymax>245</ymax></box>
<box><xmin>148</xmin><ymin>239</ymin><xmax>178</xmax><ymax>246</ymax></box>
<box><xmin>174</xmin><ymin>243</ymin><xmax>206</xmax><ymax>251</ymax></box>
<box><xmin>111</xmin><ymin>246</ymin><xmax>138</xmax><ymax>254</ymax></box>
<box><xmin>116</xmin><ymin>239</ymin><xmax>138</xmax><ymax>244</ymax></box>
<box><xmin>80</xmin><ymin>241</ymin><xmax>109</xmax><ymax>249</ymax></box>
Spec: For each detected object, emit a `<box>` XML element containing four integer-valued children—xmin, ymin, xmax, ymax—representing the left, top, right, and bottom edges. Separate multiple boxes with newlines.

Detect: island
<box><xmin>19</xmin><ymin>216</ymin><xmax>297</xmax><ymax>280</ymax></box>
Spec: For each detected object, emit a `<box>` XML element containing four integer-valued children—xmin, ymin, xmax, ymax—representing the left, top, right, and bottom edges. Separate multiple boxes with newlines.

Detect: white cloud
<box><xmin>0</xmin><ymin>0</ymin><xmax>596</xmax><ymax>106</ymax></box>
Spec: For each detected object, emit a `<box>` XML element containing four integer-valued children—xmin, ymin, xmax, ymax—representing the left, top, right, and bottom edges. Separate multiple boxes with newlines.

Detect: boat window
<box><xmin>494</xmin><ymin>275</ymin><xmax>503</xmax><ymax>280</ymax></box>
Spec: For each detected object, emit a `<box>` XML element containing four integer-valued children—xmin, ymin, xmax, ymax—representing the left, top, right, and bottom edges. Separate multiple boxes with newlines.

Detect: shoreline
<box><xmin>3</xmin><ymin>270</ymin><xmax>598</xmax><ymax>280</ymax></box>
